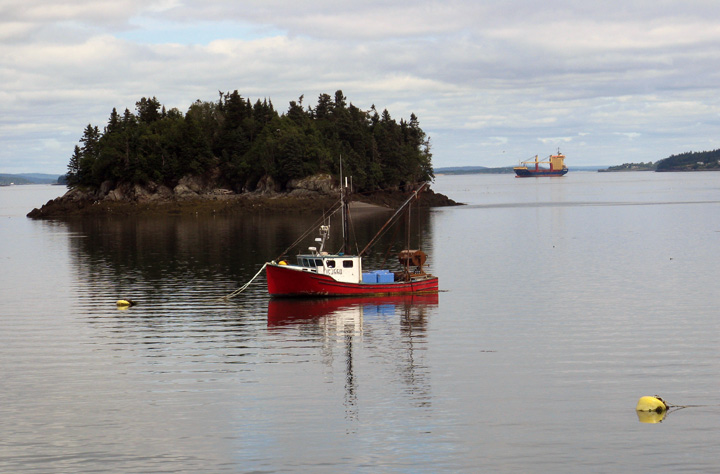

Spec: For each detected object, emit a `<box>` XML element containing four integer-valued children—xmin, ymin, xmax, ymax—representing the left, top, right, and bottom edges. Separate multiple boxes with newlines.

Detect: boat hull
<box><xmin>266</xmin><ymin>263</ymin><xmax>439</xmax><ymax>297</ymax></box>
<box><xmin>514</xmin><ymin>168</ymin><xmax>568</xmax><ymax>177</ymax></box>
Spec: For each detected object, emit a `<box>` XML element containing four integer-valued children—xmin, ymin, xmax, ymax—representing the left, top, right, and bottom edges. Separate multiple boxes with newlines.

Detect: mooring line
<box><xmin>219</xmin><ymin>262</ymin><xmax>268</xmax><ymax>301</ymax></box>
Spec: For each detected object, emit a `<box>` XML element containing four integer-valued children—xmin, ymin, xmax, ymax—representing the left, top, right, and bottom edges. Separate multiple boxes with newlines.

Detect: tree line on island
<box><xmin>66</xmin><ymin>90</ymin><xmax>433</xmax><ymax>194</ymax></box>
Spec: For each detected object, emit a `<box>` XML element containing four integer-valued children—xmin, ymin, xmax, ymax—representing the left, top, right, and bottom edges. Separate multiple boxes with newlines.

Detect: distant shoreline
<box><xmin>435</xmin><ymin>165</ymin><xmax>608</xmax><ymax>175</ymax></box>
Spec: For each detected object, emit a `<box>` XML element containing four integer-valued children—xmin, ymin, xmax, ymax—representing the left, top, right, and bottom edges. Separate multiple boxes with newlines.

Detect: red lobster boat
<box><xmin>265</xmin><ymin>182</ymin><xmax>438</xmax><ymax>297</ymax></box>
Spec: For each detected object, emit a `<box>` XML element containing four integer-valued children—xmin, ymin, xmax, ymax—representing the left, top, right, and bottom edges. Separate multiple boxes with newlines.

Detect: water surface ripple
<box><xmin>2</xmin><ymin>173</ymin><xmax>720</xmax><ymax>472</ymax></box>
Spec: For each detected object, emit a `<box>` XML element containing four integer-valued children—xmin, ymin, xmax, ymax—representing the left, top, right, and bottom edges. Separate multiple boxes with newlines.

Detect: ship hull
<box><xmin>514</xmin><ymin>168</ymin><xmax>568</xmax><ymax>177</ymax></box>
<box><xmin>266</xmin><ymin>263</ymin><xmax>439</xmax><ymax>297</ymax></box>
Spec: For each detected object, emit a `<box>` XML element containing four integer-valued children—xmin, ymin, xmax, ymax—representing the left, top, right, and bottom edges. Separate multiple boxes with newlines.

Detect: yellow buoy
<box><xmin>116</xmin><ymin>299</ymin><xmax>136</xmax><ymax>307</ymax></box>
<box><xmin>636</xmin><ymin>396</ymin><xmax>667</xmax><ymax>413</ymax></box>
<box><xmin>636</xmin><ymin>396</ymin><xmax>668</xmax><ymax>423</ymax></box>
<box><xmin>279</xmin><ymin>260</ymin><xmax>288</xmax><ymax>265</ymax></box>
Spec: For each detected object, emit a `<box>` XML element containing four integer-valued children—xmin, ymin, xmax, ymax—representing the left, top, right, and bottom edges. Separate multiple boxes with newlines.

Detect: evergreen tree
<box><xmin>106</xmin><ymin>108</ymin><xmax>121</xmax><ymax>134</ymax></box>
<box><xmin>67</xmin><ymin>145</ymin><xmax>82</xmax><ymax>187</ymax></box>
<box><xmin>78</xmin><ymin>124</ymin><xmax>100</xmax><ymax>186</ymax></box>
<box><xmin>314</xmin><ymin>93</ymin><xmax>333</xmax><ymax>120</ymax></box>
<box><xmin>136</xmin><ymin>97</ymin><xmax>162</xmax><ymax>124</ymax></box>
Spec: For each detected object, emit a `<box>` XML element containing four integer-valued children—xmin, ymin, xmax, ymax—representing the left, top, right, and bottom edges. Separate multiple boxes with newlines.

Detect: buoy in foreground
<box><xmin>116</xmin><ymin>299</ymin><xmax>137</xmax><ymax>308</ymax></box>
<box><xmin>636</xmin><ymin>395</ymin><xmax>668</xmax><ymax>413</ymax></box>
<box><xmin>636</xmin><ymin>396</ymin><xmax>668</xmax><ymax>423</ymax></box>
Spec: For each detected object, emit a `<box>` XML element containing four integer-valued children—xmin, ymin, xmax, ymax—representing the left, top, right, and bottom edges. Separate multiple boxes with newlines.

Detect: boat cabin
<box><xmin>278</xmin><ymin>224</ymin><xmax>364</xmax><ymax>284</ymax></box>
<box><xmin>292</xmin><ymin>253</ymin><xmax>363</xmax><ymax>284</ymax></box>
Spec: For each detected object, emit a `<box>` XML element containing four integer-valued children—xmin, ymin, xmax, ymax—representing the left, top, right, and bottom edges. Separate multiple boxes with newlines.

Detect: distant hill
<box><xmin>0</xmin><ymin>173</ymin><xmax>62</xmax><ymax>185</ymax></box>
<box><xmin>656</xmin><ymin>150</ymin><xmax>720</xmax><ymax>171</ymax></box>
<box><xmin>595</xmin><ymin>149</ymin><xmax>720</xmax><ymax>173</ymax></box>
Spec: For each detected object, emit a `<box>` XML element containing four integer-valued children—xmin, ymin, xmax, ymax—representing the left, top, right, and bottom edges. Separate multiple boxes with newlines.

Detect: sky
<box><xmin>3</xmin><ymin>0</ymin><xmax>720</xmax><ymax>174</ymax></box>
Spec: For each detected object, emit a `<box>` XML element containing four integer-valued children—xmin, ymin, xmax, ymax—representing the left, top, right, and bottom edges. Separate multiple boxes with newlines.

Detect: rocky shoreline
<box><xmin>27</xmin><ymin>174</ymin><xmax>460</xmax><ymax>219</ymax></box>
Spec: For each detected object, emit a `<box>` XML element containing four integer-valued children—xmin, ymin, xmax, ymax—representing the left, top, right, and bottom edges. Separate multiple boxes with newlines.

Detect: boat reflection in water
<box><xmin>267</xmin><ymin>294</ymin><xmax>439</xmax><ymax>421</ymax></box>
<box><xmin>267</xmin><ymin>293</ymin><xmax>439</xmax><ymax>327</ymax></box>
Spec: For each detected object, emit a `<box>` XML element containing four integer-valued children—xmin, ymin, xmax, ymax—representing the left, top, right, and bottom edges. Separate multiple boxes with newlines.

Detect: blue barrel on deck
<box><xmin>362</xmin><ymin>272</ymin><xmax>377</xmax><ymax>283</ymax></box>
<box><xmin>376</xmin><ymin>270</ymin><xmax>394</xmax><ymax>283</ymax></box>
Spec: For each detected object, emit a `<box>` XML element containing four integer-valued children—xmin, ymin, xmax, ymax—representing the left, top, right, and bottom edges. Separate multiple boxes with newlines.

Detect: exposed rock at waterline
<box><xmin>27</xmin><ymin>173</ymin><xmax>459</xmax><ymax>219</ymax></box>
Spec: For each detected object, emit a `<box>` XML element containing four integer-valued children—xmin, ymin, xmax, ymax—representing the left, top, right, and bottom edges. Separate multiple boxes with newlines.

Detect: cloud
<box><xmin>2</xmin><ymin>0</ymin><xmax>720</xmax><ymax>172</ymax></box>
<box><xmin>539</xmin><ymin>137</ymin><xmax>574</xmax><ymax>144</ymax></box>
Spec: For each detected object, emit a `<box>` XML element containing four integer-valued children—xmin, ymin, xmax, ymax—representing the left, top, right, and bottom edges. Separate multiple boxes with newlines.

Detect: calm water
<box><xmin>2</xmin><ymin>172</ymin><xmax>720</xmax><ymax>473</ymax></box>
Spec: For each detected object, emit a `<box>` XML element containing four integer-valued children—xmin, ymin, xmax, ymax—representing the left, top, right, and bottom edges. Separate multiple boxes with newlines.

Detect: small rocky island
<box><xmin>27</xmin><ymin>91</ymin><xmax>458</xmax><ymax>218</ymax></box>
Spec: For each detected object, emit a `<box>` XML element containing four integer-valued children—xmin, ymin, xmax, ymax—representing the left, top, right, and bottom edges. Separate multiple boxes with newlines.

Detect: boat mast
<box><xmin>343</xmin><ymin>176</ymin><xmax>350</xmax><ymax>253</ymax></box>
<box><xmin>404</xmin><ymin>195</ymin><xmax>411</xmax><ymax>274</ymax></box>
<box><xmin>340</xmin><ymin>156</ymin><xmax>350</xmax><ymax>253</ymax></box>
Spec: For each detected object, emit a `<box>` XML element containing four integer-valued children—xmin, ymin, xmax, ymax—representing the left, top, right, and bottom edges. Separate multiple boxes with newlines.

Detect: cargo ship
<box><xmin>514</xmin><ymin>150</ymin><xmax>568</xmax><ymax>177</ymax></box>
